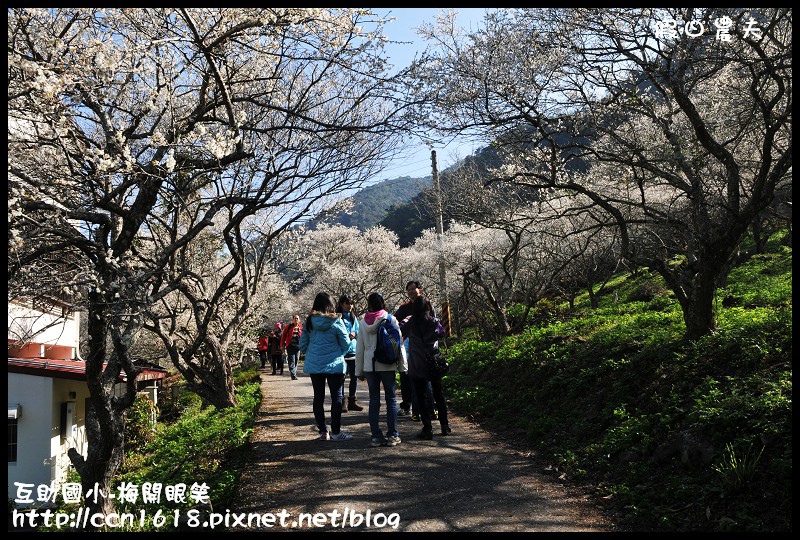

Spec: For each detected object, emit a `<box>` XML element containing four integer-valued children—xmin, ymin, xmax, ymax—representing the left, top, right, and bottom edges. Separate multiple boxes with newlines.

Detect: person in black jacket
<box><xmin>402</xmin><ymin>295</ymin><xmax>450</xmax><ymax>439</ymax></box>
<box><xmin>395</xmin><ymin>281</ymin><xmax>436</xmax><ymax>421</ymax></box>
<box><xmin>268</xmin><ymin>323</ymin><xmax>283</xmax><ymax>375</ymax></box>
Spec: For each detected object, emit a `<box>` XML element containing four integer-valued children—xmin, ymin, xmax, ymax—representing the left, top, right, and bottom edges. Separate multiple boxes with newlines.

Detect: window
<box><xmin>8</xmin><ymin>419</ymin><xmax>18</xmax><ymax>463</ymax></box>
<box><xmin>112</xmin><ymin>382</ymin><xmax>126</xmax><ymax>399</ymax></box>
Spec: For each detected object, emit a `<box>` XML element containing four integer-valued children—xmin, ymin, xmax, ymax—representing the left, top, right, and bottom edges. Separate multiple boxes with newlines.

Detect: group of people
<box><xmin>256</xmin><ymin>314</ymin><xmax>304</xmax><ymax>380</ymax></box>
<box><xmin>263</xmin><ymin>280</ymin><xmax>450</xmax><ymax>445</ymax></box>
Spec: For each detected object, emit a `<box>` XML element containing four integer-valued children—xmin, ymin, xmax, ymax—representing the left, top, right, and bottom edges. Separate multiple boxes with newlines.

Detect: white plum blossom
<box><xmin>164</xmin><ymin>150</ymin><xmax>176</xmax><ymax>173</ymax></box>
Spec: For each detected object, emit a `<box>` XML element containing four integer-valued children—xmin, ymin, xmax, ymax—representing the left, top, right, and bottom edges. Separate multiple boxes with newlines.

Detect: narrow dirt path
<box><xmin>229</xmin><ymin>369</ymin><xmax>617</xmax><ymax>532</ymax></box>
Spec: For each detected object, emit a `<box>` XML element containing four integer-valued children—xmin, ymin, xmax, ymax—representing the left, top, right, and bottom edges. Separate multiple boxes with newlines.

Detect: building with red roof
<box><xmin>8</xmin><ymin>301</ymin><xmax>166</xmax><ymax>506</ymax></box>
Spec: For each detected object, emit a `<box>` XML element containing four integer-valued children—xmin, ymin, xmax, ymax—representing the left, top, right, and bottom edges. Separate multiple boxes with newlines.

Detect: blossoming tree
<box><xmin>407</xmin><ymin>7</ymin><xmax>791</xmax><ymax>339</ymax></box>
<box><xmin>8</xmin><ymin>7</ymin><xmax>409</xmax><ymax>519</ymax></box>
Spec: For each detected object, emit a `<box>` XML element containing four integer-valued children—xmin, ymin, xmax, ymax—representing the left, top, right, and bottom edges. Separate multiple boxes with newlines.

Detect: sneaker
<box><xmin>432</xmin><ymin>410</ymin><xmax>439</xmax><ymax>420</ymax></box>
<box><xmin>440</xmin><ymin>425</ymin><xmax>452</xmax><ymax>436</ymax></box>
<box><xmin>370</xmin><ymin>436</ymin><xmax>386</xmax><ymax>447</ymax></box>
<box><xmin>291</xmin><ymin>375</ymin><xmax>298</xmax><ymax>380</ymax></box>
<box><xmin>330</xmin><ymin>432</ymin><xmax>353</xmax><ymax>441</ymax></box>
<box><xmin>385</xmin><ymin>435</ymin><xmax>401</xmax><ymax>447</ymax></box>
<box><xmin>416</xmin><ymin>429</ymin><xmax>433</xmax><ymax>440</ymax></box>
<box><xmin>318</xmin><ymin>432</ymin><xmax>330</xmax><ymax>441</ymax></box>
<box><xmin>411</xmin><ymin>414</ymin><xmax>420</xmax><ymax>422</ymax></box>
<box><xmin>397</xmin><ymin>408</ymin><xmax>410</xmax><ymax>417</ymax></box>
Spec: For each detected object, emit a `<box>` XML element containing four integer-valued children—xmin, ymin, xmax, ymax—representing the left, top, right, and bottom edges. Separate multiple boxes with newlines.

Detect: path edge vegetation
<box><xmin>444</xmin><ymin>229</ymin><xmax>791</xmax><ymax>532</ymax></box>
<box><xmin>26</xmin><ymin>230</ymin><xmax>790</xmax><ymax>533</ymax></box>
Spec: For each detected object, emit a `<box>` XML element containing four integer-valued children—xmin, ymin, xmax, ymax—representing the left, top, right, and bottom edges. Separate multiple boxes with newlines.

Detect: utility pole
<box><xmin>431</xmin><ymin>150</ymin><xmax>451</xmax><ymax>337</ymax></box>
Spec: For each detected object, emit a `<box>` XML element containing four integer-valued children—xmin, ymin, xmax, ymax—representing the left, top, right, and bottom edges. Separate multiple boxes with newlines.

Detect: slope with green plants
<box><xmin>444</xmin><ymin>231</ymin><xmax>792</xmax><ymax>532</ymax></box>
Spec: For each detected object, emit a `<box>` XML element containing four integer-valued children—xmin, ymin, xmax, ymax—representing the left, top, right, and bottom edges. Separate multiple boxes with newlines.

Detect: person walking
<box><xmin>355</xmin><ymin>292</ymin><xmax>408</xmax><ymax>447</ymax></box>
<box><xmin>402</xmin><ymin>295</ymin><xmax>450</xmax><ymax>440</ymax></box>
<box><xmin>299</xmin><ymin>292</ymin><xmax>353</xmax><ymax>441</ymax></box>
<box><xmin>257</xmin><ymin>330</ymin><xmax>270</xmax><ymax>369</ymax></box>
<box><xmin>337</xmin><ymin>294</ymin><xmax>363</xmax><ymax>413</ymax></box>
<box><xmin>269</xmin><ymin>323</ymin><xmax>283</xmax><ymax>375</ymax></box>
<box><xmin>281</xmin><ymin>314</ymin><xmax>303</xmax><ymax>380</ymax></box>
<box><xmin>395</xmin><ymin>280</ymin><xmax>436</xmax><ymax>420</ymax></box>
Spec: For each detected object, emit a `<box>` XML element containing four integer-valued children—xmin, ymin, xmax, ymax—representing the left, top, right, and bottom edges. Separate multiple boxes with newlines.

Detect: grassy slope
<box><xmin>444</xmin><ymin>233</ymin><xmax>792</xmax><ymax>532</ymax></box>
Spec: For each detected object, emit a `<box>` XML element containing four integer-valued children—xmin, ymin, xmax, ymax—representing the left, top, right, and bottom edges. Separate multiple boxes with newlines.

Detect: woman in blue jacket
<box><xmin>299</xmin><ymin>292</ymin><xmax>353</xmax><ymax>441</ymax></box>
<box><xmin>337</xmin><ymin>294</ymin><xmax>363</xmax><ymax>413</ymax></box>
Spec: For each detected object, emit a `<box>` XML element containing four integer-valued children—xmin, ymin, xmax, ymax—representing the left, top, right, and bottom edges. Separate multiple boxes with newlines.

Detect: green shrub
<box><xmin>125</xmin><ymin>394</ymin><xmax>158</xmax><ymax>452</ymax></box>
<box><xmin>112</xmin><ymin>374</ymin><xmax>261</xmax><ymax>531</ymax></box>
<box><xmin>627</xmin><ymin>282</ymin><xmax>670</xmax><ymax>302</ymax></box>
<box><xmin>712</xmin><ymin>442</ymin><xmax>765</xmax><ymax>495</ymax></box>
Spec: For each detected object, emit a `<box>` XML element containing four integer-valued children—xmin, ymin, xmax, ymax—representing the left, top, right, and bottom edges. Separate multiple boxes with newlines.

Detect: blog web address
<box><xmin>12</xmin><ymin>506</ymin><xmax>401</xmax><ymax>530</ymax></box>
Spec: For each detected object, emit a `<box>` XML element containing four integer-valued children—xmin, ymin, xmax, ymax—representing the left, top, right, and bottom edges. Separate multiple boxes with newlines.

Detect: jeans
<box><xmin>286</xmin><ymin>347</ymin><xmax>300</xmax><ymax>377</ymax></box>
<box><xmin>345</xmin><ymin>357</ymin><xmax>358</xmax><ymax>397</ymax></box>
<box><xmin>309</xmin><ymin>373</ymin><xmax>345</xmax><ymax>435</ymax></box>
<box><xmin>411</xmin><ymin>376</ymin><xmax>448</xmax><ymax>433</ymax></box>
<box><xmin>365</xmin><ymin>371</ymin><xmax>399</xmax><ymax>438</ymax></box>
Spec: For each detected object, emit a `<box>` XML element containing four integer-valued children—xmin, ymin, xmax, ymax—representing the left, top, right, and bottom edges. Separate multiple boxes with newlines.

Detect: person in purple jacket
<box><xmin>402</xmin><ymin>295</ymin><xmax>450</xmax><ymax>440</ymax></box>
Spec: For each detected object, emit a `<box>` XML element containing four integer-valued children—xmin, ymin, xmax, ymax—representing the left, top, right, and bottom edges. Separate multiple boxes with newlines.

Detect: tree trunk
<box><xmin>659</xmin><ymin>260</ymin><xmax>719</xmax><ymax>341</ymax></box>
<box><xmin>67</xmin><ymin>411</ymin><xmax>124</xmax><ymax>529</ymax></box>
<box><xmin>586</xmin><ymin>285</ymin><xmax>598</xmax><ymax>309</ymax></box>
<box><xmin>177</xmin><ymin>336</ymin><xmax>238</xmax><ymax>409</ymax></box>
<box><xmin>679</xmin><ymin>275</ymin><xmax>717</xmax><ymax>341</ymax></box>
<box><xmin>67</xmin><ymin>296</ymin><xmax>129</xmax><ymax>530</ymax></box>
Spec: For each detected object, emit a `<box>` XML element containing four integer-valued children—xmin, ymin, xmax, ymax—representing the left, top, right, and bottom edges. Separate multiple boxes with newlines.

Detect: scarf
<box><xmin>364</xmin><ymin>309</ymin><xmax>387</xmax><ymax>325</ymax></box>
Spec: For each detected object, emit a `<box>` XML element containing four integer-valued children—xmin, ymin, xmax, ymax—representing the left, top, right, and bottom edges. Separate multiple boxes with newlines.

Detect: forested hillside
<box><xmin>311</xmin><ymin>144</ymin><xmax>502</xmax><ymax>246</ymax></box>
<box><xmin>311</xmin><ymin>175</ymin><xmax>430</xmax><ymax>231</ymax></box>
<box><xmin>381</xmin><ymin>144</ymin><xmax>504</xmax><ymax>247</ymax></box>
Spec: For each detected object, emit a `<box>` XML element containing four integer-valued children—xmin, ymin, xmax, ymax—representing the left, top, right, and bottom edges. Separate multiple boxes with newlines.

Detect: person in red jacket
<box><xmin>257</xmin><ymin>330</ymin><xmax>270</xmax><ymax>369</ymax></box>
<box><xmin>280</xmin><ymin>314</ymin><xmax>303</xmax><ymax>380</ymax></box>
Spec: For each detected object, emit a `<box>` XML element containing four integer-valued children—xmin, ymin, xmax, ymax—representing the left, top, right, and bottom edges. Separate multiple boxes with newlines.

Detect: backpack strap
<box><xmin>386</xmin><ymin>314</ymin><xmax>399</xmax><ymax>365</ymax></box>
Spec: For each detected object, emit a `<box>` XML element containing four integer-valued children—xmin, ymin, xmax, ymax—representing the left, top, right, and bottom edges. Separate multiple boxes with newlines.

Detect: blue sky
<box><xmin>369</xmin><ymin>8</ymin><xmax>492</xmax><ymax>182</ymax></box>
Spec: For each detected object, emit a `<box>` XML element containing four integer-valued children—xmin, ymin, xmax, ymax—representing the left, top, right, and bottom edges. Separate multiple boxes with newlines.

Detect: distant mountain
<box><xmin>312</xmin><ymin>175</ymin><xmax>431</xmax><ymax>231</ymax></box>
<box><xmin>310</xmin><ymin>141</ymin><xmax>511</xmax><ymax>245</ymax></box>
<box><xmin>381</xmin><ymin>144</ymin><xmax>504</xmax><ymax>247</ymax></box>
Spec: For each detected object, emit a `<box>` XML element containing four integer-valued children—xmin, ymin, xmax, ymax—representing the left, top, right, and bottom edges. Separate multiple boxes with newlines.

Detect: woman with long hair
<box><xmin>403</xmin><ymin>296</ymin><xmax>450</xmax><ymax>440</ymax></box>
<box><xmin>355</xmin><ymin>292</ymin><xmax>408</xmax><ymax>447</ymax></box>
<box><xmin>298</xmin><ymin>292</ymin><xmax>354</xmax><ymax>441</ymax></box>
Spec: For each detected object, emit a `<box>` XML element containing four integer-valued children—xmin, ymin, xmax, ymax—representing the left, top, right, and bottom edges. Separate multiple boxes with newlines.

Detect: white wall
<box><xmin>51</xmin><ymin>379</ymin><xmax>90</xmax><ymax>486</ymax></box>
<box><xmin>8</xmin><ymin>300</ymin><xmax>89</xmax><ymax>505</ymax></box>
<box><xmin>8</xmin><ymin>373</ymin><xmax>53</xmax><ymax>504</ymax></box>
<box><xmin>7</xmin><ymin>374</ymin><xmax>90</xmax><ymax>506</ymax></box>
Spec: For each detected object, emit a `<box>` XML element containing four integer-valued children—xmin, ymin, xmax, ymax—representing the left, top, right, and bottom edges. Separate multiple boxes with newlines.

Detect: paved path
<box><xmin>229</xmin><ymin>368</ymin><xmax>616</xmax><ymax>532</ymax></box>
